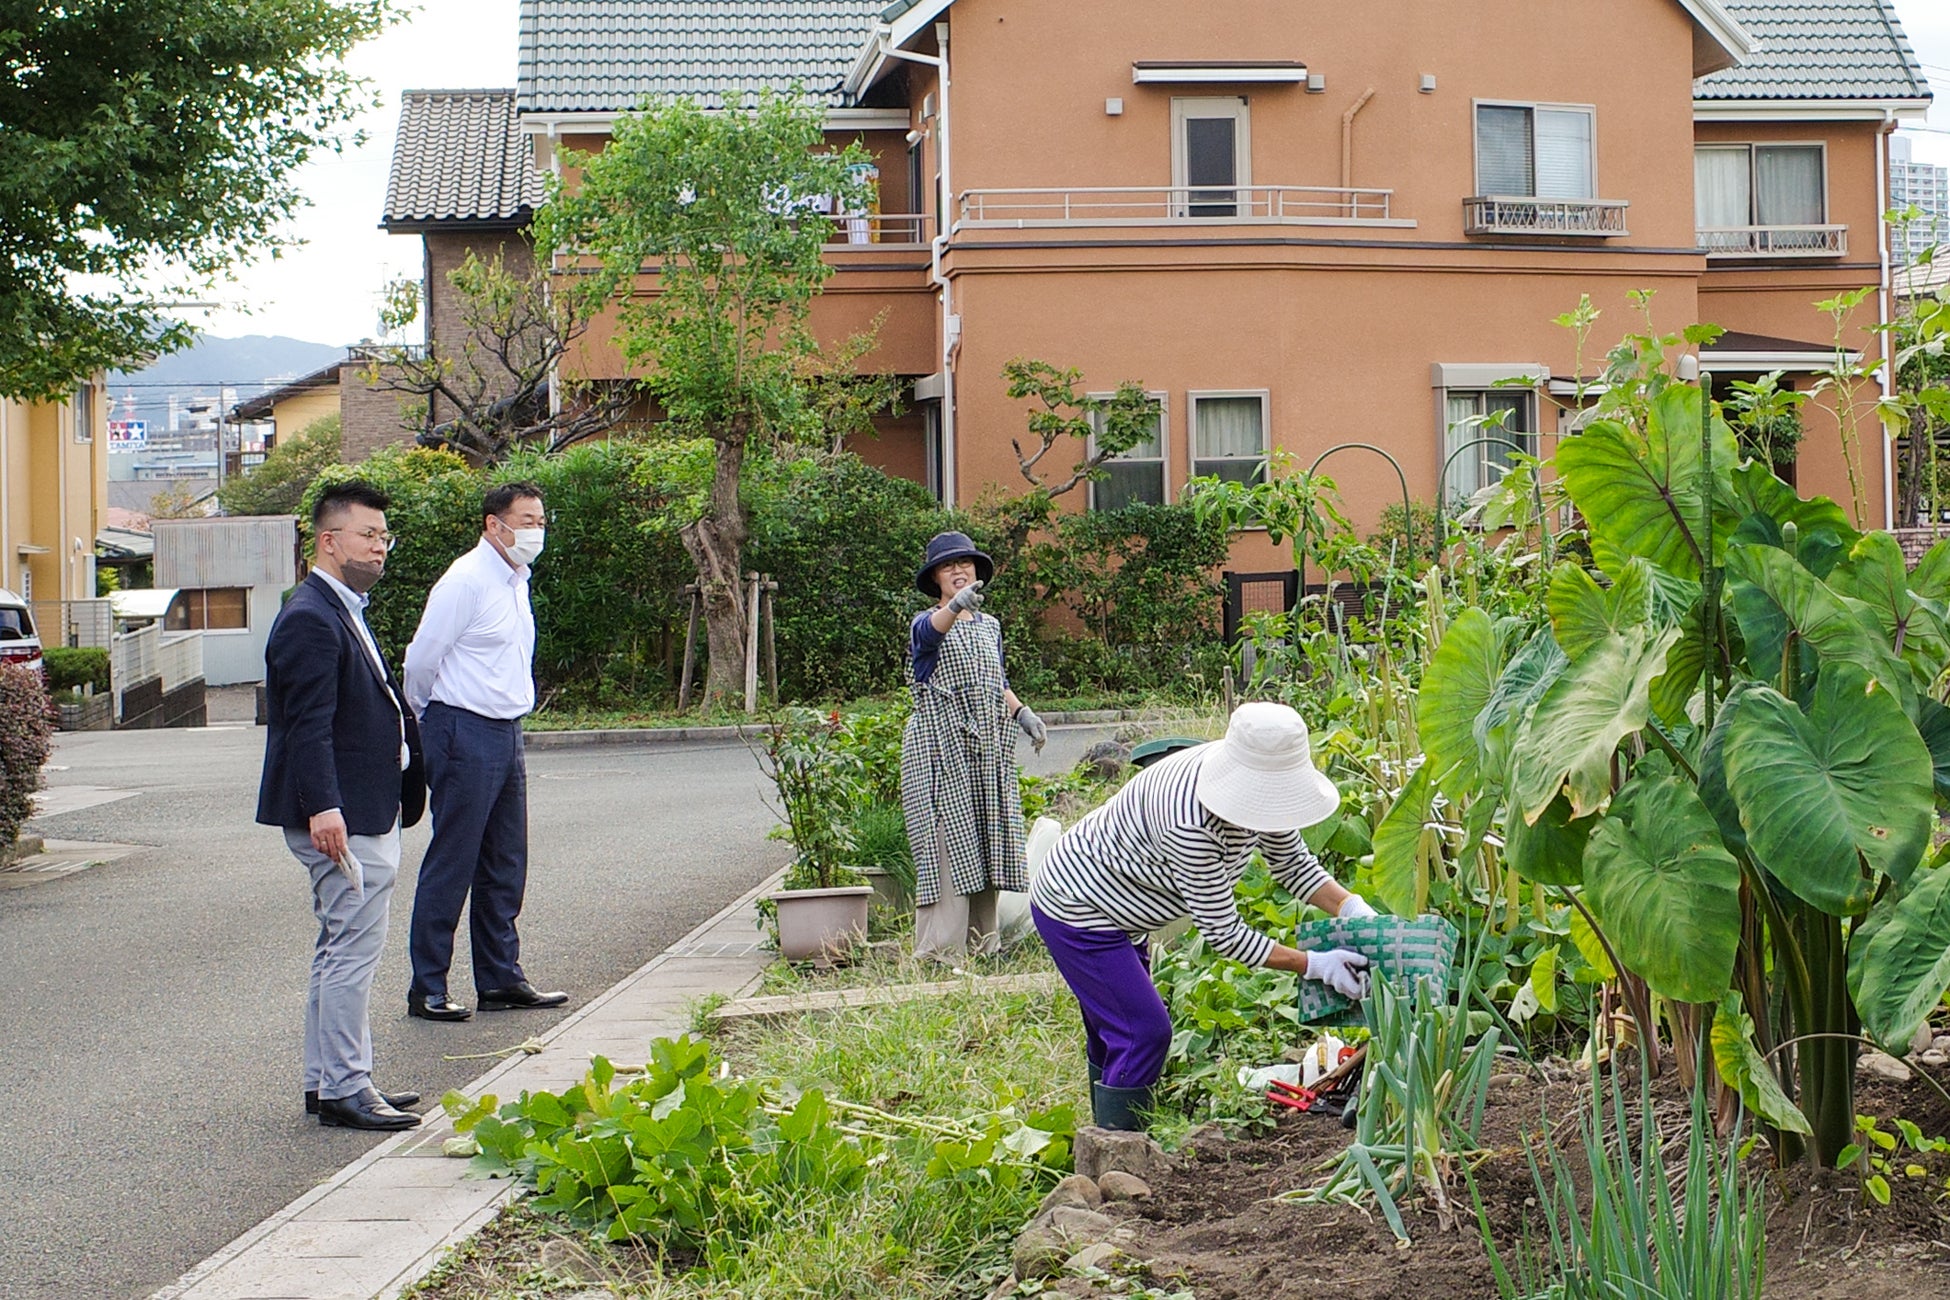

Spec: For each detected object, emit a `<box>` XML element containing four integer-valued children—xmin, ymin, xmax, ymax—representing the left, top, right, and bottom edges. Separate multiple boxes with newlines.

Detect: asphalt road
<box><xmin>0</xmin><ymin>720</ymin><xmax>1108</xmax><ymax>1300</ymax></box>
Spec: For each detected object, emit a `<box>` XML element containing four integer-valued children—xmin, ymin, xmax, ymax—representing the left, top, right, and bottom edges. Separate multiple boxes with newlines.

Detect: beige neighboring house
<box><xmin>229</xmin><ymin>359</ymin><xmax>344</xmax><ymax>451</ymax></box>
<box><xmin>0</xmin><ymin>378</ymin><xmax>109</xmax><ymax>606</ymax></box>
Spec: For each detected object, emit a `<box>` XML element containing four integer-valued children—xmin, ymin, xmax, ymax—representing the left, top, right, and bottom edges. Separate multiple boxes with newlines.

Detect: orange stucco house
<box><xmin>389</xmin><ymin>0</ymin><xmax>1932</xmax><ymax>536</ymax></box>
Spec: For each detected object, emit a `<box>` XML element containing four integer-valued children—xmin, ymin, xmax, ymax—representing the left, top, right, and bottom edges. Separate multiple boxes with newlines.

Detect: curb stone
<box><xmin>148</xmin><ymin>870</ymin><xmax>785</xmax><ymax>1300</ymax></box>
<box><xmin>521</xmin><ymin>710</ymin><xmax>1170</xmax><ymax>751</ymax></box>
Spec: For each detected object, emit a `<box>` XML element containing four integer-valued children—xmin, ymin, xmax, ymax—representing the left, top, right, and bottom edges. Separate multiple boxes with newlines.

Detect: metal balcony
<box><xmin>1698</xmin><ymin>224</ymin><xmax>1848</xmax><ymax>257</ymax></box>
<box><xmin>958</xmin><ymin>185</ymin><xmax>1410</xmax><ymax>228</ymax></box>
<box><xmin>1463</xmin><ymin>196</ymin><xmax>1630</xmax><ymax>236</ymax></box>
<box><xmin>818</xmin><ymin>212</ymin><xmax>935</xmax><ymax>247</ymax></box>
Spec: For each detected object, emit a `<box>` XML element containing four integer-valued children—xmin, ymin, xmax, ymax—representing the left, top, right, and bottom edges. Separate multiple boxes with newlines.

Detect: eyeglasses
<box><xmin>322</xmin><ymin>527</ymin><xmax>398</xmax><ymax>552</ymax></box>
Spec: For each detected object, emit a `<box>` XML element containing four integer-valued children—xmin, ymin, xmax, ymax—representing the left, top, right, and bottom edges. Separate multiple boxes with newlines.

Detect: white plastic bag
<box><xmin>996</xmin><ymin>815</ymin><xmax>1063</xmax><ymax>950</ymax></box>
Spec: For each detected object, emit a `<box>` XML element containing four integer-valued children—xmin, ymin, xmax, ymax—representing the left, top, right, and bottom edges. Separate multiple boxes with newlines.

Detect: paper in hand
<box><xmin>334</xmin><ymin>847</ymin><xmax>365</xmax><ymax>898</ymax></box>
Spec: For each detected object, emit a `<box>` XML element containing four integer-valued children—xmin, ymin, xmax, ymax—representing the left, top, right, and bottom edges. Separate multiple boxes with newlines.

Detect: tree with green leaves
<box><xmin>364</xmin><ymin>250</ymin><xmax>638</xmax><ymax>464</ymax></box>
<box><xmin>0</xmin><ymin>1</ymin><xmax>398</xmax><ymax>400</ymax></box>
<box><xmin>217</xmin><ymin>414</ymin><xmax>343</xmax><ymax>516</ymax></box>
<box><xmin>537</xmin><ymin>91</ymin><xmax>877</xmax><ymax>709</ymax></box>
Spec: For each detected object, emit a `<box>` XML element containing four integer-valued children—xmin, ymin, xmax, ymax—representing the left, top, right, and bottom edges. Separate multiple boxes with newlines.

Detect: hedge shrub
<box><xmin>1</xmin><ymin>663</ymin><xmax>54</xmax><ymax>854</ymax></box>
<box><xmin>42</xmin><ymin>646</ymin><xmax>109</xmax><ymax>694</ymax></box>
<box><xmin>299</xmin><ymin>438</ymin><xmax>1229</xmax><ymax>707</ymax></box>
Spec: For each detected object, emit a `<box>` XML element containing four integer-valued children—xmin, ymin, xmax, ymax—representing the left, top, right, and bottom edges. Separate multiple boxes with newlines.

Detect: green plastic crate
<box><xmin>1292</xmin><ymin>914</ymin><xmax>1460</xmax><ymax>1026</ymax></box>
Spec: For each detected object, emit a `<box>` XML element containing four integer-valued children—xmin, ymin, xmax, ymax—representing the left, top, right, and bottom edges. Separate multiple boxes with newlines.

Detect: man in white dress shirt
<box><xmin>402</xmin><ymin>482</ymin><xmax>568</xmax><ymax>1021</ymax></box>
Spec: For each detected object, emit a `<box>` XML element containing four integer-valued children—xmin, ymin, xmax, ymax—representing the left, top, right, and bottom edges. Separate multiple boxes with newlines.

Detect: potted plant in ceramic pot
<box><xmin>760</xmin><ymin>708</ymin><xmax>873</xmax><ymax>961</ymax></box>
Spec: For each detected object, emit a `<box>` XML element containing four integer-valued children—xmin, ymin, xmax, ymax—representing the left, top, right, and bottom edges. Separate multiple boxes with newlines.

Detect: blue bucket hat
<box><xmin>916</xmin><ymin>531</ymin><xmax>994</xmax><ymax>596</ymax></box>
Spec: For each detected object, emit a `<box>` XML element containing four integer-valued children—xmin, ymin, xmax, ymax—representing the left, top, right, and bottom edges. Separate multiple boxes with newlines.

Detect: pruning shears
<box><xmin>1265</xmin><ymin>1078</ymin><xmax>1326</xmax><ymax>1111</ymax></box>
<box><xmin>1265</xmin><ymin>1044</ymin><xmax>1364</xmax><ymax>1114</ymax></box>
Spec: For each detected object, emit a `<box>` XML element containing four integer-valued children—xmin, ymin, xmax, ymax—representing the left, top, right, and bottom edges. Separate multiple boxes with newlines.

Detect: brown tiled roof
<box><xmin>382</xmin><ymin>90</ymin><xmax>547</xmax><ymax>230</ymax></box>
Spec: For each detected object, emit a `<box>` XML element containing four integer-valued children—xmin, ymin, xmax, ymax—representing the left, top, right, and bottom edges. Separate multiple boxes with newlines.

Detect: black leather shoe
<box><xmin>408</xmin><ymin>993</ymin><xmax>472</xmax><ymax>1021</ymax></box>
<box><xmin>306</xmin><ymin>1088</ymin><xmax>420</xmax><ymax>1116</ymax></box>
<box><xmin>477</xmin><ymin>981</ymin><xmax>570</xmax><ymax>1011</ymax></box>
<box><xmin>317</xmin><ymin>1087</ymin><xmax>421</xmax><ymax>1131</ymax></box>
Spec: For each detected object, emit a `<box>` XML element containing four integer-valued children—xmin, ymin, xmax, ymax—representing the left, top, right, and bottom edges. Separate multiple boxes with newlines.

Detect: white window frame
<box><xmin>1436</xmin><ymin>391</ymin><xmax>1539</xmax><ymax>505</ymax></box>
<box><xmin>1087</xmin><ymin>391</ymin><xmax>1171</xmax><ymax>511</ymax></box>
<box><xmin>1693</xmin><ymin>140</ymin><xmax>1829</xmax><ymax>226</ymax></box>
<box><xmin>1188</xmin><ymin>389</ymin><xmax>1270</xmax><ymax>486</ymax></box>
<box><xmin>1472</xmin><ymin>99</ymin><xmax>1598</xmax><ymax>199</ymax></box>
<box><xmin>1171</xmin><ymin>96</ymin><xmax>1252</xmax><ymax>218</ymax></box>
<box><xmin>72</xmin><ymin>384</ymin><xmax>94</xmax><ymax>444</ymax></box>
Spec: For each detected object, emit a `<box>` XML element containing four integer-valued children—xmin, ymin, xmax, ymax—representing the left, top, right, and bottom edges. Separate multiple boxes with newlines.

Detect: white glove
<box><xmin>946</xmin><ymin>580</ymin><xmax>985</xmax><ymax>614</ymax></box>
<box><xmin>1303</xmin><ymin>948</ymin><xmax>1372</xmax><ymax>1001</ymax></box>
<box><xmin>1337</xmin><ymin>893</ymin><xmax>1377</xmax><ymax>920</ymax></box>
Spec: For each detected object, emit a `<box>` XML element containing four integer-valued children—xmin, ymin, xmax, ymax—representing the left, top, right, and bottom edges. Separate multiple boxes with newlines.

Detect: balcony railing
<box><xmin>819</xmin><ymin>212</ymin><xmax>935</xmax><ymax>246</ymax></box>
<box><xmin>958</xmin><ymin>185</ymin><xmax>1408</xmax><ymax>228</ymax></box>
<box><xmin>1698</xmin><ymin>224</ymin><xmax>1848</xmax><ymax>257</ymax></box>
<box><xmin>1463</xmin><ymin>196</ymin><xmax>1630</xmax><ymax>237</ymax></box>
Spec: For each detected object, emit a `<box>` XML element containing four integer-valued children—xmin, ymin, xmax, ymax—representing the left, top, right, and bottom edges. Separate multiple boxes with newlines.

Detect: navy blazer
<box><xmin>256</xmin><ymin>574</ymin><xmax>426</xmax><ymax>836</ymax></box>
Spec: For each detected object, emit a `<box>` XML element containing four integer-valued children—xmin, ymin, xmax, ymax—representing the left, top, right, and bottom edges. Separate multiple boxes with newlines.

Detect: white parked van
<box><xmin>0</xmin><ymin>588</ymin><xmax>44</xmax><ymax>675</ymax></box>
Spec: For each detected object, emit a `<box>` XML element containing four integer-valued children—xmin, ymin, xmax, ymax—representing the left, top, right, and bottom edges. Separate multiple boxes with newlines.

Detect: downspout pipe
<box><xmin>1340</xmin><ymin>88</ymin><xmax>1375</xmax><ymax>198</ymax></box>
<box><xmin>1878</xmin><ymin>107</ymin><xmax>1896</xmax><ymax>530</ymax></box>
<box><xmin>875</xmin><ymin>21</ymin><xmax>957</xmax><ymax>506</ymax></box>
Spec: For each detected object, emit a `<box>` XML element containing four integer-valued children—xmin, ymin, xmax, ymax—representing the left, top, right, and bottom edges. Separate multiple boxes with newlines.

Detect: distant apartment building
<box><xmin>1890</xmin><ymin>134</ymin><xmax>1949</xmax><ymax>265</ymax></box>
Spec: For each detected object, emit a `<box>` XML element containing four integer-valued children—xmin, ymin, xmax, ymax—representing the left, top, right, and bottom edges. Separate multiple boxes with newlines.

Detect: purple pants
<box><xmin>1033</xmin><ymin>903</ymin><xmax>1172</xmax><ymax>1090</ymax></box>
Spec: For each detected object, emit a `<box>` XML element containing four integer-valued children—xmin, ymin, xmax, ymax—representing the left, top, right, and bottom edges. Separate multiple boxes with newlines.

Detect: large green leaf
<box><xmin>1418</xmin><ymin>606</ymin><xmax>1503</xmax><ymax>799</ymax></box>
<box><xmin>1371</xmin><ymin>762</ymin><xmax>1438</xmax><ymax>918</ymax></box>
<box><xmin>1548</xmin><ymin>560</ymin><xmax>1656</xmax><ymax>661</ymax></box>
<box><xmin>1650</xmin><ymin>596</ymin><xmax>1709</xmax><ymax>727</ymax></box>
<box><xmin>1474</xmin><ymin>629</ymin><xmax>1567</xmax><ymax>780</ymax></box>
<box><xmin>1555</xmin><ymin>386</ymin><xmax>1739</xmax><ymax>580</ymax></box>
<box><xmin>1711</xmin><ymin>990</ymin><xmax>1812</xmax><ymax>1136</ymax></box>
<box><xmin>1828</xmin><ymin>532</ymin><xmax>1950</xmax><ymax>670</ymax></box>
<box><xmin>1905</xmin><ymin>536</ymin><xmax>1950</xmax><ymax>601</ymax></box>
<box><xmin>1696</xmin><ymin>682</ymin><xmax>1764</xmax><ymax>855</ymax></box>
<box><xmin>1727</xmin><ymin>462</ymin><xmax>1857</xmax><ymax>576</ymax></box>
<box><xmin>1724</xmin><ymin>542</ymin><xmax>1916</xmax><ymax>713</ymax></box>
<box><xmin>1722</xmin><ymin>666</ymin><xmax>1934</xmax><ymax>916</ymax></box>
<box><xmin>1581</xmin><ymin>755</ymin><xmax>1741</xmax><ymax>1004</ymax></box>
<box><xmin>1503</xmin><ymin>794</ymin><xmax>1591</xmax><ymax>886</ymax></box>
<box><xmin>1510</xmin><ymin>625</ymin><xmax>1681</xmax><ymax>823</ymax></box>
<box><xmin>1848</xmin><ymin>867</ymin><xmax>1950</xmax><ymax>1051</ymax></box>
<box><xmin>1916</xmin><ymin>697</ymin><xmax>1950</xmax><ymax>800</ymax></box>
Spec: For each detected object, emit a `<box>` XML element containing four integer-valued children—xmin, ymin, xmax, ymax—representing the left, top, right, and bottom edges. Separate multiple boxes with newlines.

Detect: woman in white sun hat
<box><xmin>1030</xmin><ymin>701</ymin><xmax>1376</xmax><ymax>1131</ymax></box>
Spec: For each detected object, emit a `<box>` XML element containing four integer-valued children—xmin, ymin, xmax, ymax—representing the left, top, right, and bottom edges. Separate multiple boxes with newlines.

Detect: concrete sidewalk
<box><xmin>149</xmin><ymin>873</ymin><xmax>781</xmax><ymax>1300</ymax></box>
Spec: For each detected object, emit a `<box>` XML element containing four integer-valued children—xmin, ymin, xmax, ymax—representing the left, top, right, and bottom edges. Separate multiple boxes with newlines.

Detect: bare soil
<box><xmin>1106</xmin><ymin>1061</ymin><xmax>1950</xmax><ymax>1300</ymax></box>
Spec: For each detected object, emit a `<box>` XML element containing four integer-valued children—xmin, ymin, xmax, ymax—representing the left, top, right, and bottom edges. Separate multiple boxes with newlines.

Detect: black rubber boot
<box><xmin>1091</xmin><ymin>1082</ymin><xmax>1151</xmax><ymax>1132</ymax></box>
<box><xmin>1088</xmin><ymin>1059</ymin><xmax>1103</xmax><ymax>1089</ymax></box>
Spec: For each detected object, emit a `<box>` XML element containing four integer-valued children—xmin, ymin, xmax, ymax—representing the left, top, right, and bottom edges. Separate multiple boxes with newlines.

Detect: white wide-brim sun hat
<box><xmin>1193</xmin><ymin>702</ymin><xmax>1341</xmax><ymax>833</ymax></box>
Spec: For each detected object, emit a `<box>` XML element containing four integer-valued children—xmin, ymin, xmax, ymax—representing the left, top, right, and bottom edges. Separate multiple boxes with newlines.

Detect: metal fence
<box><xmin>30</xmin><ymin>599</ymin><xmax>114</xmax><ymax>650</ymax></box>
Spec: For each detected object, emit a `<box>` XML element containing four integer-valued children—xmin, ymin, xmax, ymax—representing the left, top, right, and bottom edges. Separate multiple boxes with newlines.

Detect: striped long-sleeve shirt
<box><xmin>1030</xmin><ymin>744</ymin><xmax>1334</xmax><ymax>966</ymax></box>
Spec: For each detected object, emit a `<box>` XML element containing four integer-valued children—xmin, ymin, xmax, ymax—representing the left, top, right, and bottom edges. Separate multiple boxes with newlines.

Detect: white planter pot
<box><xmin>772</xmin><ymin>885</ymin><xmax>872</xmax><ymax>962</ymax></box>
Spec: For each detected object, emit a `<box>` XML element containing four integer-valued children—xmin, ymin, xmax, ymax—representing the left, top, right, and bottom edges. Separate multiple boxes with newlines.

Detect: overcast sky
<box><xmin>183</xmin><ymin>0</ymin><xmax>1950</xmax><ymax>349</ymax></box>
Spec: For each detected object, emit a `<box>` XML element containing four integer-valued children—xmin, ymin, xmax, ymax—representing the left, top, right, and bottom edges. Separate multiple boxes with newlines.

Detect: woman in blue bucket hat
<box><xmin>900</xmin><ymin>531</ymin><xmax>1047</xmax><ymax>963</ymax></box>
<box><xmin>1031</xmin><ymin>702</ymin><xmax>1376</xmax><ymax>1131</ymax></box>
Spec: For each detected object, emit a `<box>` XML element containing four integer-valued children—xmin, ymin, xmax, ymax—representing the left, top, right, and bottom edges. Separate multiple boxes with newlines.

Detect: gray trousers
<box><xmin>284</xmin><ymin>824</ymin><xmax>401</xmax><ymax>1101</ymax></box>
<box><xmin>914</xmin><ymin>825</ymin><xmax>999</xmax><ymax>965</ymax></box>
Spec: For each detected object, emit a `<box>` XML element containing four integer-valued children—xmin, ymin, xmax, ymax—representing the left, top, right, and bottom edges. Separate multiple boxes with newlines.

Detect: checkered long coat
<box><xmin>900</xmin><ymin>613</ymin><xmax>1028</xmax><ymax>907</ymax></box>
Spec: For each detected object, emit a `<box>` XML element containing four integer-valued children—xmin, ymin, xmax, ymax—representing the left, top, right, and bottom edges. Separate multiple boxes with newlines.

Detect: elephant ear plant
<box><xmin>1407</xmin><ymin>331</ymin><xmax>1950</xmax><ymax>1168</ymax></box>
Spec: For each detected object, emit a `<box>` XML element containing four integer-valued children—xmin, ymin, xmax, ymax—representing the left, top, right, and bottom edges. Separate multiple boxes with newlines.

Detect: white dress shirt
<box><xmin>312</xmin><ymin>568</ymin><xmax>409</xmax><ymax>774</ymax></box>
<box><xmin>404</xmin><ymin>538</ymin><xmax>536</xmax><ymax>720</ymax></box>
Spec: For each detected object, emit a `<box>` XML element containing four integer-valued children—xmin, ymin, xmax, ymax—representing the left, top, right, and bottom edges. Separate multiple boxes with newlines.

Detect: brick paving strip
<box><xmin>147</xmin><ymin>872</ymin><xmax>783</xmax><ymax>1300</ymax></box>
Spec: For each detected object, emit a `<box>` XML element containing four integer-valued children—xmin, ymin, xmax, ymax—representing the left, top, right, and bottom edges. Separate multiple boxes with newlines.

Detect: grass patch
<box><xmin>414</xmin><ymin>943</ymin><xmax>1086</xmax><ymax>1300</ymax></box>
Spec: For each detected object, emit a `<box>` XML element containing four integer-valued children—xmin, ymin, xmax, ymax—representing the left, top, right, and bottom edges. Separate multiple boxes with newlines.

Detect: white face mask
<box><xmin>503</xmin><ymin>527</ymin><xmax>545</xmax><ymax>566</ymax></box>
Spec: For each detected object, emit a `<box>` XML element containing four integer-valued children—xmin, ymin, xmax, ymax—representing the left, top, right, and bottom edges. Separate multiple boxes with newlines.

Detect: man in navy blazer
<box><xmin>257</xmin><ymin>481</ymin><xmax>427</xmax><ymax>1131</ymax></box>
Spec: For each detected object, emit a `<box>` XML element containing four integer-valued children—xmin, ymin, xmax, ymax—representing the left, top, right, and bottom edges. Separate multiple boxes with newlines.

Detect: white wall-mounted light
<box><xmin>1419</xmin><ymin>74</ymin><xmax>1436</xmax><ymax>93</ymax></box>
<box><xmin>905</xmin><ymin>127</ymin><xmax>926</xmax><ymax>144</ymax></box>
<box><xmin>1306</xmin><ymin>73</ymin><xmax>1325</xmax><ymax>93</ymax></box>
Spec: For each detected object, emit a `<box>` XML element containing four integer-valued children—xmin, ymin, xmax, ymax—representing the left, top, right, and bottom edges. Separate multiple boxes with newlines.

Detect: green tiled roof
<box><xmin>517</xmin><ymin>0</ymin><xmax>886</xmax><ymax>113</ymax></box>
<box><xmin>1698</xmin><ymin>0</ymin><xmax>1931</xmax><ymax>100</ymax></box>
